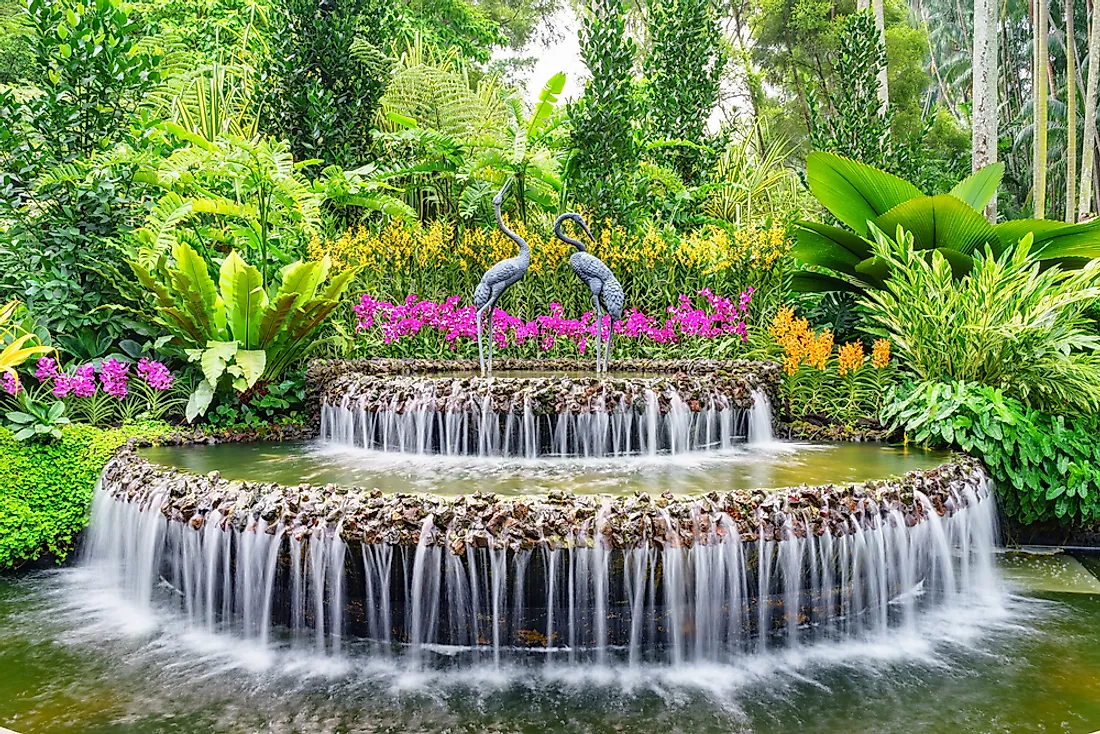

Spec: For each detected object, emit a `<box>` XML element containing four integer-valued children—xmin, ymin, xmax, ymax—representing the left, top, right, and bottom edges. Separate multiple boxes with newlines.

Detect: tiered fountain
<box><xmin>82</xmin><ymin>357</ymin><xmax>1001</xmax><ymax>670</ymax></box>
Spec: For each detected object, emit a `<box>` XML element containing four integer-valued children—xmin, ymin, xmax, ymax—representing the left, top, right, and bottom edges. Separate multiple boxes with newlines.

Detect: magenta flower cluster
<box><xmin>137</xmin><ymin>357</ymin><xmax>174</xmax><ymax>390</ymax></box>
<box><xmin>33</xmin><ymin>356</ymin><xmax>173</xmax><ymax>399</ymax></box>
<box><xmin>2</xmin><ymin>372</ymin><xmax>19</xmax><ymax>396</ymax></box>
<box><xmin>353</xmin><ymin>289</ymin><xmax>753</xmax><ymax>354</ymax></box>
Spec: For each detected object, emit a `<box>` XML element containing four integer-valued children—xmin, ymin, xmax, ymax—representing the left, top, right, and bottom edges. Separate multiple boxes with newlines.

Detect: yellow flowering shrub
<box><xmin>311</xmin><ymin>220</ymin><xmax>792</xmax><ymax>280</ymax></box>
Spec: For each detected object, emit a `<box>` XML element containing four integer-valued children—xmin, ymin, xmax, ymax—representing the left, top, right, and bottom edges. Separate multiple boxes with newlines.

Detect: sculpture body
<box><xmin>474</xmin><ymin>180</ymin><xmax>530</xmax><ymax>375</ymax></box>
<box><xmin>554</xmin><ymin>213</ymin><xmax>625</xmax><ymax>372</ymax></box>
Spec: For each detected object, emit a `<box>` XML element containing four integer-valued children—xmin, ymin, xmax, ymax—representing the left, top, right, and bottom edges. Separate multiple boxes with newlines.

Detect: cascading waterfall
<box><xmin>84</xmin><ymin>472</ymin><xmax>1001</xmax><ymax>667</ymax></box>
<box><xmin>320</xmin><ymin>385</ymin><xmax>773</xmax><ymax>458</ymax></box>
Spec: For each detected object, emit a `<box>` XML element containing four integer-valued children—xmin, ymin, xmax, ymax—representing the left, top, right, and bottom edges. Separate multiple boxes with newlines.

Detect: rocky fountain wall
<box><xmin>89</xmin><ymin>443</ymin><xmax>998</xmax><ymax>660</ymax></box>
<box><xmin>306</xmin><ymin>358</ymin><xmax>783</xmax><ymax>456</ymax></box>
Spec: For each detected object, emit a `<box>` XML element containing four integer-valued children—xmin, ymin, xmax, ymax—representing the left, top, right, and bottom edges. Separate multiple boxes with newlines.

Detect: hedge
<box><xmin>0</xmin><ymin>422</ymin><xmax>167</xmax><ymax>570</ymax></box>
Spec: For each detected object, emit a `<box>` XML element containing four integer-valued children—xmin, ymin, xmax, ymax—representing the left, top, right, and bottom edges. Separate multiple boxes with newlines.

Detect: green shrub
<box><xmin>884</xmin><ymin>381</ymin><xmax>1100</xmax><ymax>526</ymax></box>
<box><xmin>861</xmin><ymin>227</ymin><xmax>1100</xmax><ymax>413</ymax></box>
<box><xmin>0</xmin><ymin>422</ymin><xmax>166</xmax><ymax>570</ymax></box>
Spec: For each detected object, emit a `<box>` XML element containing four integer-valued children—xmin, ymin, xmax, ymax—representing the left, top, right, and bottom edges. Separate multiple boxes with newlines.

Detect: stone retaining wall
<box><xmin>305</xmin><ymin>358</ymin><xmax>782</xmax><ymax>417</ymax></box>
<box><xmin>101</xmin><ymin>443</ymin><xmax>986</xmax><ymax>553</ymax></box>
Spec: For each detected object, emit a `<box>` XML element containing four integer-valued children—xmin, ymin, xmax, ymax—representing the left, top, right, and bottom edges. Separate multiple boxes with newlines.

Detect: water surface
<box><xmin>1</xmin><ymin>554</ymin><xmax>1098</xmax><ymax>733</ymax></box>
<box><xmin>138</xmin><ymin>441</ymin><xmax>949</xmax><ymax>496</ymax></box>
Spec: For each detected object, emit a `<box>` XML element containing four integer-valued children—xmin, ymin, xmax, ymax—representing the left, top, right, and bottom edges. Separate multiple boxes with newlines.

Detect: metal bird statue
<box><xmin>473</xmin><ymin>180</ymin><xmax>530</xmax><ymax>376</ymax></box>
<box><xmin>554</xmin><ymin>213</ymin><xmax>625</xmax><ymax>373</ymax></box>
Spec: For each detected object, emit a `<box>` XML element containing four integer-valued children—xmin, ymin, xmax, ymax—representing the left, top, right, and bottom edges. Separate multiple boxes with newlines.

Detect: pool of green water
<box><xmin>137</xmin><ymin>441</ymin><xmax>949</xmax><ymax>496</ymax></box>
<box><xmin>1</xmin><ymin>553</ymin><xmax>1099</xmax><ymax>734</ymax></box>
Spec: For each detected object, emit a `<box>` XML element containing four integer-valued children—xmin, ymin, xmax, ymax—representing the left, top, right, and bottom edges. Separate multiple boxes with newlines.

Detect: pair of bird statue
<box><xmin>473</xmin><ymin>179</ymin><xmax>625</xmax><ymax>377</ymax></box>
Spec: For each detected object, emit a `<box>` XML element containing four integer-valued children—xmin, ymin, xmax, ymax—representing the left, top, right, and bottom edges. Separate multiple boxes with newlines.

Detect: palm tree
<box><xmin>972</xmin><ymin>0</ymin><xmax>1000</xmax><ymax>220</ymax></box>
<box><xmin>1034</xmin><ymin>0</ymin><xmax>1050</xmax><ymax>218</ymax></box>
<box><xmin>1080</xmin><ymin>1</ymin><xmax>1100</xmax><ymax>217</ymax></box>
<box><xmin>1065</xmin><ymin>0</ymin><xmax>1077</xmax><ymax>221</ymax></box>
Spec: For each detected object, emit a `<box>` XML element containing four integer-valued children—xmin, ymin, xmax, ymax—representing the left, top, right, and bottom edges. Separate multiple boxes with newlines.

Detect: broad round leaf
<box><xmin>949</xmin><ymin>162</ymin><xmax>1004</xmax><ymax>211</ymax></box>
<box><xmin>872</xmin><ymin>194</ymin><xmax>998</xmax><ymax>255</ymax></box>
<box><xmin>806</xmin><ymin>152</ymin><xmax>924</xmax><ymax>235</ymax></box>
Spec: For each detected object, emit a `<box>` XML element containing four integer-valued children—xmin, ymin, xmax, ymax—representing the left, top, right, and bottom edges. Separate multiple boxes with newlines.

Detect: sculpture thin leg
<box><xmin>603</xmin><ymin>320</ymin><xmax>613</xmax><ymax>373</ymax></box>
<box><xmin>592</xmin><ymin>296</ymin><xmax>603</xmax><ymax>374</ymax></box>
<box><xmin>475</xmin><ymin>305</ymin><xmax>490</xmax><ymax>376</ymax></box>
<box><xmin>486</xmin><ymin>308</ymin><xmax>495</xmax><ymax>376</ymax></box>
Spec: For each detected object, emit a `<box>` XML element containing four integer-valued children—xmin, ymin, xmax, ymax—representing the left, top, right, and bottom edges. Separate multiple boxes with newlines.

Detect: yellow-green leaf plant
<box><xmin>127</xmin><ymin>244</ymin><xmax>356</xmax><ymax>422</ymax></box>
<box><xmin>0</xmin><ymin>299</ymin><xmax>53</xmax><ymax>385</ymax></box>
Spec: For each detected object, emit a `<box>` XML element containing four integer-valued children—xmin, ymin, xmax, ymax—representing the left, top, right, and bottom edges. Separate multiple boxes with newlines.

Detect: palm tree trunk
<box><xmin>1034</xmin><ymin>0</ymin><xmax>1050</xmax><ymax>218</ymax></box>
<box><xmin>1066</xmin><ymin>0</ymin><xmax>1077</xmax><ymax>222</ymax></box>
<box><xmin>972</xmin><ymin>0</ymin><xmax>1000</xmax><ymax>221</ymax></box>
<box><xmin>1080</xmin><ymin>0</ymin><xmax>1100</xmax><ymax>217</ymax></box>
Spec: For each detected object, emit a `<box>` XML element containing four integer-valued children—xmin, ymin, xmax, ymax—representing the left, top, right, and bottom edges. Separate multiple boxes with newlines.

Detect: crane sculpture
<box><xmin>473</xmin><ymin>180</ymin><xmax>530</xmax><ymax>376</ymax></box>
<box><xmin>554</xmin><ymin>213</ymin><xmax>625</xmax><ymax>373</ymax></box>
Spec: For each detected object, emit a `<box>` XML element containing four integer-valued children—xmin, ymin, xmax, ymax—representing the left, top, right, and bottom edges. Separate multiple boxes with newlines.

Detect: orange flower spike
<box><xmin>770</xmin><ymin>306</ymin><xmax>795</xmax><ymax>340</ymax></box>
<box><xmin>837</xmin><ymin>341</ymin><xmax>865</xmax><ymax>376</ymax></box>
<box><xmin>805</xmin><ymin>330</ymin><xmax>833</xmax><ymax>370</ymax></box>
<box><xmin>872</xmin><ymin>339</ymin><xmax>891</xmax><ymax>368</ymax></box>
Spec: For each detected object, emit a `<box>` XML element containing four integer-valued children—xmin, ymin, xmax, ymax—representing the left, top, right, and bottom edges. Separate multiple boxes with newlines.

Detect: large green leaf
<box><xmin>200</xmin><ymin>340</ymin><xmax>238</xmax><ymax>384</ymax></box>
<box><xmin>794</xmin><ymin>221</ymin><xmax>874</xmax><ymax>263</ymax></box>
<box><xmin>790</xmin><ymin>271</ymin><xmax>868</xmax><ymax>293</ymax></box>
<box><xmin>949</xmin><ymin>162</ymin><xmax>1004</xmax><ymax>211</ymax></box>
<box><xmin>219</xmin><ymin>251</ymin><xmax>267</xmax><ymax>348</ymax></box>
<box><xmin>276</xmin><ymin>260</ymin><xmax>323</xmax><ymax>305</ymax></box>
<box><xmin>871</xmin><ymin>194</ymin><xmax>998</xmax><ymax>256</ymax></box>
<box><xmin>528</xmin><ymin>72</ymin><xmax>566</xmax><ymax>139</ymax></box>
<box><xmin>806</xmin><ymin>152</ymin><xmax>924</xmax><ymax>235</ymax></box>
<box><xmin>255</xmin><ymin>292</ymin><xmax>298</xmax><ymax>348</ymax></box>
<box><xmin>167</xmin><ymin>241</ymin><xmax>222</xmax><ymax>342</ymax></box>
<box><xmin>126</xmin><ymin>259</ymin><xmax>174</xmax><ymax>308</ymax></box>
<box><xmin>994</xmin><ymin>218</ymin><xmax>1100</xmax><ymax>260</ymax></box>
<box><xmin>185</xmin><ymin>379</ymin><xmax>215</xmax><ymax>423</ymax></box>
<box><xmin>234</xmin><ymin>349</ymin><xmax>266</xmax><ymax>388</ymax></box>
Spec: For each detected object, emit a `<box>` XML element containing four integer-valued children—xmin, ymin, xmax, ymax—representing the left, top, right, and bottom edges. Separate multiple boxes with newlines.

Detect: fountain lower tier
<box><xmin>87</xmin><ymin>450</ymin><xmax>998</xmax><ymax>662</ymax></box>
<box><xmin>309</xmin><ymin>358</ymin><xmax>781</xmax><ymax>457</ymax></box>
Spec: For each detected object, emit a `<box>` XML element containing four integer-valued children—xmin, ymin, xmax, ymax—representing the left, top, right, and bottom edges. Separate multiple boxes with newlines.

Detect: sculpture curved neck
<box><xmin>554</xmin><ymin>216</ymin><xmax>586</xmax><ymax>252</ymax></box>
<box><xmin>496</xmin><ymin>201</ymin><xmax>529</xmax><ymax>262</ymax></box>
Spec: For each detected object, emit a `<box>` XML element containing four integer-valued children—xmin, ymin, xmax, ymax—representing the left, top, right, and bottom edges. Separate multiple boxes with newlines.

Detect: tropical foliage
<box><xmin>793</xmin><ymin>153</ymin><xmax>1100</xmax><ymax>294</ymax></box>
<box><xmin>126</xmin><ymin>244</ymin><xmax>355</xmax><ymax>420</ymax></box>
<box><xmin>861</xmin><ymin>227</ymin><xmax>1100</xmax><ymax>413</ymax></box>
<box><xmin>885</xmin><ymin>381</ymin><xmax>1100</xmax><ymax>525</ymax></box>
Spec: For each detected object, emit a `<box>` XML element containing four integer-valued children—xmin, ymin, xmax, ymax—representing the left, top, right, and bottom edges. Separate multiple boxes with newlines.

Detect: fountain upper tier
<box><xmin>307</xmin><ymin>358</ymin><xmax>781</xmax><ymax>458</ymax></box>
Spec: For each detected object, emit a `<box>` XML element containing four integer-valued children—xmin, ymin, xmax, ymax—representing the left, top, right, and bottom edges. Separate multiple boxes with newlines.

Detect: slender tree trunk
<box><xmin>973</xmin><ymin>0</ymin><xmax>1000</xmax><ymax>221</ymax></box>
<box><xmin>1034</xmin><ymin>0</ymin><xmax>1050</xmax><ymax>218</ymax></box>
<box><xmin>1080</xmin><ymin>0</ymin><xmax>1100</xmax><ymax>217</ymax></box>
<box><xmin>1066</xmin><ymin>0</ymin><xmax>1077</xmax><ymax>222</ymax></box>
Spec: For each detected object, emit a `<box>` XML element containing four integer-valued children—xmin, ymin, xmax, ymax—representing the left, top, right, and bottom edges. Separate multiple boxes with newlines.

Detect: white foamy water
<box><xmin>319</xmin><ymin>383</ymin><xmax>776</xmax><ymax>458</ymax></box>
<box><xmin>79</xmin><ymin>474</ymin><xmax>1004</xmax><ymax>675</ymax></box>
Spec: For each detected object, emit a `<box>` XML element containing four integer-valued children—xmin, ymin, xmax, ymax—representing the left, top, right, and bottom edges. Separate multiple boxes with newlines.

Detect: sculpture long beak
<box><xmin>573</xmin><ymin>214</ymin><xmax>595</xmax><ymax>243</ymax></box>
<box><xmin>494</xmin><ymin>179</ymin><xmax>513</xmax><ymax>206</ymax></box>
